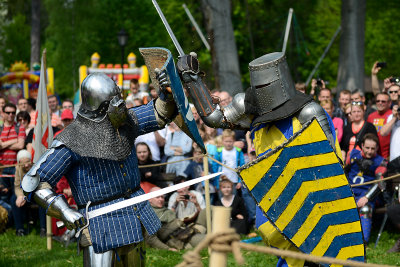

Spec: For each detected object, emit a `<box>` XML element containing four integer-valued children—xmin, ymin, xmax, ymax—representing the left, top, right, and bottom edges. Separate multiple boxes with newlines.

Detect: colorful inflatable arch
<box><xmin>0</xmin><ymin>61</ymin><xmax>54</xmax><ymax>102</ymax></box>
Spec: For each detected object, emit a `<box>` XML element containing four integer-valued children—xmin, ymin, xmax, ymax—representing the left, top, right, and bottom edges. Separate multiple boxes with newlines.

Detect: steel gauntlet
<box><xmin>33</xmin><ymin>186</ymin><xmax>86</xmax><ymax>230</ymax></box>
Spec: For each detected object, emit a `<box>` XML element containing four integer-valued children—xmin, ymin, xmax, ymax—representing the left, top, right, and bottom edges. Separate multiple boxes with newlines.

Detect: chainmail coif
<box><xmin>56</xmin><ymin>110</ymin><xmax>138</xmax><ymax>161</ymax></box>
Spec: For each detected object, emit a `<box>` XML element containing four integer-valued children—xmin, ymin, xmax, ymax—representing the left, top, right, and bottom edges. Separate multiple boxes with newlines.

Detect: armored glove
<box><xmin>155</xmin><ymin>68</ymin><xmax>174</xmax><ymax>102</ymax></box>
<box><xmin>154</xmin><ymin>68</ymin><xmax>177</xmax><ymax>126</ymax></box>
<box><xmin>60</xmin><ymin>207</ymin><xmax>86</xmax><ymax>230</ymax></box>
<box><xmin>33</xmin><ymin>187</ymin><xmax>86</xmax><ymax>230</ymax></box>
<box><xmin>177</xmin><ymin>52</ymin><xmax>200</xmax><ymax>83</ymax></box>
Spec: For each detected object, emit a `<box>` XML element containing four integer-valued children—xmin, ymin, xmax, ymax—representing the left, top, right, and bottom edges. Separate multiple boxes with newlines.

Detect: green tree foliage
<box><xmin>365</xmin><ymin>1</ymin><xmax>400</xmax><ymax>80</ymax></box>
<box><xmin>42</xmin><ymin>0</ymin><xmax>209</xmax><ymax>99</ymax></box>
<box><xmin>0</xmin><ymin>14</ymin><xmax>31</xmax><ymax>68</ymax></box>
<box><xmin>1</xmin><ymin>0</ymin><xmax>400</xmax><ymax>98</ymax></box>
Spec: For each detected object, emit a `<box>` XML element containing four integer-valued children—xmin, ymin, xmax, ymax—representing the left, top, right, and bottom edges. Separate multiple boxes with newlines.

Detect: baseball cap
<box><xmin>61</xmin><ymin>109</ymin><xmax>74</xmax><ymax>120</ymax></box>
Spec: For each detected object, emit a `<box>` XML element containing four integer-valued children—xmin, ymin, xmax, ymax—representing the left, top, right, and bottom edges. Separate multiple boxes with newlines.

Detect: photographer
<box><xmin>310</xmin><ymin>78</ymin><xmax>326</xmax><ymax>98</ymax></box>
<box><xmin>380</xmin><ymin>99</ymin><xmax>400</xmax><ymax>172</ymax></box>
<box><xmin>387</xmin><ymin>84</ymin><xmax>399</xmax><ymax>107</ymax></box>
<box><xmin>168</xmin><ymin>177</ymin><xmax>206</xmax><ymax>227</ymax></box>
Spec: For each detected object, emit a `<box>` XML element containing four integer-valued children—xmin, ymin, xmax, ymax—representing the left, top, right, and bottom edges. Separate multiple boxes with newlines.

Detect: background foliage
<box><xmin>1</xmin><ymin>0</ymin><xmax>400</xmax><ymax>99</ymax></box>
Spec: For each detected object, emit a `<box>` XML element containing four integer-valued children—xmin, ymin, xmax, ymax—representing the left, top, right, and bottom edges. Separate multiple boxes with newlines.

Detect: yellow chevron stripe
<box><xmin>311</xmin><ymin>221</ymin><xmax>362</xmax><ymax>256</ymax></box>
<box><xmin>291</xmin><ymin>197</ymin><xmax>357</xmax><ymax>246</ymax></box>
<box><xmin>240</xmin><ymin>148</ymin><xmax>282</xmax><ymax>191</ymax></box>
<box><xmin>258</xmin><ymin>220</ymin><xmax>306</xmax><ymax>267</ymax></box>
<box><xmin>258</xmin><ymin>152</ymin><xmax>339</xmax><ymax>213</ymax></box>
<box><xmin>287</xmin><ymin>120</ymin><xmax>327</xmax><ymax>147</ymax></box>
<box><xmin>275</xmin><ymin>174</ymin><xmax>349</xmax><ymax>230</ymax></box>
<box><xmin>331</xmin><ymin>244</ymin><xmax>365</xmax><ymax>267</ymax></box>
<box><xmin>292</xmin><ymin>117</ymin><xmax>302</xmax><ymax>133</ymax></box>
<box><xmin>253</xmin><ymin>124</ymin><xmax>287</xmax><ymax>157</ymax></box>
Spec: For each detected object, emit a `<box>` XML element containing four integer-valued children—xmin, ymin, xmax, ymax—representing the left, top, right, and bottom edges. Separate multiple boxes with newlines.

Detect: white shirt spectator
<box><xmin>168</xmin><ymin>190</ymin><xmax>206</xmax><ymax>219</ymax></box>
<box><xmin>387</xmin><ymin>114</ymin><xmax>400</xmax><ymax>161</ymax></box>
<box><xmin>135</xmin><ymin>129</ymin><xmax>166</xmax><ymax>161</ymax></box>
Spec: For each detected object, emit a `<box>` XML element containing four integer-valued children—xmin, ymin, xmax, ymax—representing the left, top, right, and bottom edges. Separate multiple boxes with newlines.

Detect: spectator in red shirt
<box><xmin>367</xmin><ymin>93</ymin><xmax>392</xmax><ymax>158</ymax></box>
<box><xmin>0</xmin><ymin>103</ymin><xmax>26</xmax><ymax>205</ymax></box>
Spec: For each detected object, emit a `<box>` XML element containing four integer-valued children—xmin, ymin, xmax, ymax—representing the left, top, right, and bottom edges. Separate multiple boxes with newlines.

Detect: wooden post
<box><xmin>46</xmin><ymin>215</ymin><xmax>52</xmax><ymax>250</ymax></box>
<box><xmin>209</xmin><ymin>206</ymin><xmax>231</xmax><ymax>267</ymax></box>
<box><xmin>203</xmin><ymin>154</ymin><xmax>212</xmax><ymax>235</ymax></box>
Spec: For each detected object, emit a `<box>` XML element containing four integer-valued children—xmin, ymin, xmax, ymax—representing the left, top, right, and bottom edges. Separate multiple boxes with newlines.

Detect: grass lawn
<box><xmin>1</xmin><ymin>227</ymin><xmax>400</xmax><ymax>266</ymax></box>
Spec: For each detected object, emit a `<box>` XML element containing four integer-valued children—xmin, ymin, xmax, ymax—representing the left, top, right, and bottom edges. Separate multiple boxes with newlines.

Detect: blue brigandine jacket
<box><xmin>28</xmin><ymin>102</ymin><xmax>162</xmax><ymax>253</ymax></box>
<box><xmin>347</xmin><ymin>149</ymin><xmax>386</xmax><ymax>198</ymax></box>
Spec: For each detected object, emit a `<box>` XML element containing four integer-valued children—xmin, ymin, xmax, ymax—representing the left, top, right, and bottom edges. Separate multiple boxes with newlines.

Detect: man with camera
<box><xmin>367</xmin><ymin>93</ymin><xmax>393</xmax><ymax>158</ymax></box>
<box><xmin>380</xmin><ymin>99</ymin><xmax>400</xmax><ymax>172</ymax></box>
<box><xmin>167</xmin><ymin>176</ymin><xmax>206</xmax><ymax>229</ymax></box>
<box><xmin>146</xmin><ymin>187</ymin><xmax>205</xmax><ymax>250</ymax></box>
<box><xmin>388</xmin><ymin>84</ymin><xmax>399</xmax><ymax>107</ymax></box>
<box><xmin>380</xmin><ymin>98</ymin><xmax>400</xmax><ymax>253</ymax></box>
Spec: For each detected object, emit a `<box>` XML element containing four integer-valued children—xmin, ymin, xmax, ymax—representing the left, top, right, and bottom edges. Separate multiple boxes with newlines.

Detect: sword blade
<box><xmin>87</xmin><ymin>172</ymin><xmax>223</xmax><ymax>219</ymax></box>
<box><xmin>152</xmin><ymin>0</ymin><xmax>185</xmax><ymax>56</ymax></box>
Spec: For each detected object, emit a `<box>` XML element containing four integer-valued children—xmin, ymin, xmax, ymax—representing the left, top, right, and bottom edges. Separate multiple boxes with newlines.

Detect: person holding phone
<box><xmin>380</xmin><ymin>99</ymin><xmax>400</xmax><ymax>168</ymax></box>
<box><xmin>168</xmin><ymin>177</ymin><xmax>207</xmax><ymax>229</ymax></box>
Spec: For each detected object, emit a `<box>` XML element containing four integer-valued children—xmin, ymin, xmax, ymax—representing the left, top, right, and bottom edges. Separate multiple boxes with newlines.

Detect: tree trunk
<box><xmin>200</xmin><ymin>0</ymin><xmax>243</xmax><ymax>95</ymax></box>
<box><xmin>336</xmin><ymin>0</ymin><xmax>365</xmax><ymax>92</ymax></box>
<box><xmin>30</xmin><ymin>0</ymin><xmax>41</xmax><ymax>70</ymax></box>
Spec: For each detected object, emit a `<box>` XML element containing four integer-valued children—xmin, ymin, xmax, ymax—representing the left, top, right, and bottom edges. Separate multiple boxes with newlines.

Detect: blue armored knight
<box><xmin>177</xmin><ymin>52</ymin><xmax>365</xmax><ymax>266</ymax></box>
<box><xmin>21</xmin><ymin>72</ymin><xmax>177</xmax><ymax>266</ymax></box>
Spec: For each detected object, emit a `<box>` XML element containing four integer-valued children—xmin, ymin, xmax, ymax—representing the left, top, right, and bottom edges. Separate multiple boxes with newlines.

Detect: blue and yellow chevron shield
<box><xmin>239</xmin><ymin>119</ymin><xmax>365</xmax><ymax>263</ymax></box>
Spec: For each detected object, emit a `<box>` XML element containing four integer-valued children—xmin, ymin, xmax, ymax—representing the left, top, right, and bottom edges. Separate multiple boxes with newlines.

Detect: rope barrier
<box><xmin>176</xmin><ymin>228</ymin><xmax>393</xmax><ymax>267</ymax></box>
<box><xmin>138</xmin><ymin>156</ymin><xmax>197</xmax><ymax>168</ymax></box>
<box><xmin>351</xmin><ymin>174</ymin><xmax>400</xmax><ymax>187</ymax></box>
<box><xmin>0</xmin><ymin>163</ymin><xmax>25</xmax><ymax>169</ymax></box>
<box><xmin>205</xmin><ymin>155</ymin><xmax>237</xmax><ymax>173</ymax></box>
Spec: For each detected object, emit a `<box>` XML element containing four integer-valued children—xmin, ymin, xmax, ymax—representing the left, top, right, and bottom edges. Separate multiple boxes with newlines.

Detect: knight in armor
<box><xmin>176</xmin><ymin>52</ymin><xmax>348</xmax><ymax>267</ymax></box>
<box><xmin>21</xmin><ymin>72</ymin><xmax>177</xmax><ymax>267</ymax></box>
<box><xmin>346</xmin><ymin>133</ymin><xmax>387</xmax><ymax>243</ymax></box>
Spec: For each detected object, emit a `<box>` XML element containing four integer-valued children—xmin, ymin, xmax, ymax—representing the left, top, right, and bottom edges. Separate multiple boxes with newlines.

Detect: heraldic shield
<box><xmin>139</xmin><ymin>47</ymin><xmax>206</xmax><ymax>153</ymax></box>
<box><xmin>239</xmin><ymin>119</ymin><xmax>365</xmax><ymax>264</ymax></box>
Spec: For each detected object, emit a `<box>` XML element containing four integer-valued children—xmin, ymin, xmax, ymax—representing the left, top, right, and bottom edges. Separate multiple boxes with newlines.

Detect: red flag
<box><xmin>32</xmin><ymin>50</ymin><xmax>53</xmax><ymax>163</ymax></box>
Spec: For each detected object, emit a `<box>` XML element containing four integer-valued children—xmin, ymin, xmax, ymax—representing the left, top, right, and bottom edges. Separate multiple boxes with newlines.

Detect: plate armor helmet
<box><xmin>248</xmin><ymin>52</ymin><xmax>296</xmax><ymax>116</ymax></box>
<box><xmin>78</xmin><ymin>72</ymin><xmax>127</xmax><ymax>128</ymax></box>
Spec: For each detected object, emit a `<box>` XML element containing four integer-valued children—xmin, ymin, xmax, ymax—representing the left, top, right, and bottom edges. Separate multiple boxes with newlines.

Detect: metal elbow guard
<box><xmin>298</xmin><ymin>101</ymin><xmax>335</xmax><ymax>148</ymax></box>
<box><xmin>201</xmin><ymin>108</ymin><xmax>230</xmax><ymax>128</ymax></box>
<box><xmin>21</xmin><ymin>172</ymin><xmax>40</xmax><ymax>195</ymax></box>
<box><xmin>223</xmin><ymin>93</ymin><xmax>252</xmax><ymax>129</ymax></box>
<box><xmin>201</xmin><ymin>93</ymin><xmax>251</xmax><ymax>129</ymax></box>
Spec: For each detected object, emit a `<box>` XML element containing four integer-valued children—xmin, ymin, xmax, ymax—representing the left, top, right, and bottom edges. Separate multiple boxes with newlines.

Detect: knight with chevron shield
<box><xmin>177</xmin><ymin>51</ymin><xmax>369</xmax><ymax>267</ymax></box>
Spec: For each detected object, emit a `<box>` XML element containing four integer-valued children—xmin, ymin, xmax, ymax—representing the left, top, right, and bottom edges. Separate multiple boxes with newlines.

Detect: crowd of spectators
<box><xmin>1</xmin><ymin>66</ymin><xmax>400</xmax><ymax>253</ymax></box>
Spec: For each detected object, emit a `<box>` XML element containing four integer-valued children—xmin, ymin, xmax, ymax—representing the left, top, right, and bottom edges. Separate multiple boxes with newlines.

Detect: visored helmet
<box><xmin>78</xmin><ymin>72</ymin><xmax>127</xmax><ymax>128</ymax></box>
<box><xmin>248</xmin><ymin>52</ymin><xmax>296</xmax><ymax>115</ymax></box>
<box><xmin>245</xmin><ymin>52</ymin><xmax>312</xmax><ymax>125</ymax></box>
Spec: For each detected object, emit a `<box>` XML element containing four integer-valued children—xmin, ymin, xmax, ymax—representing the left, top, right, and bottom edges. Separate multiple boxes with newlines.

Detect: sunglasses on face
<box><xmin>4</xmin><ymin>111</ymin><xmax>16</xmax><ymax>115</ymax></box>
<box><xmin>389</xmin><ymin>90</ymin><xmax>398</xmax><ymax>94</ymax></box>
<box><xmin>376</xmin><ymin>100</ymin><xmax>387</xmax><ymax>103</ymax></box>
<box><xmin>351</xmin><ymin>101</ymin><xmax>364</xmax><ymax>106</ymax></box>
